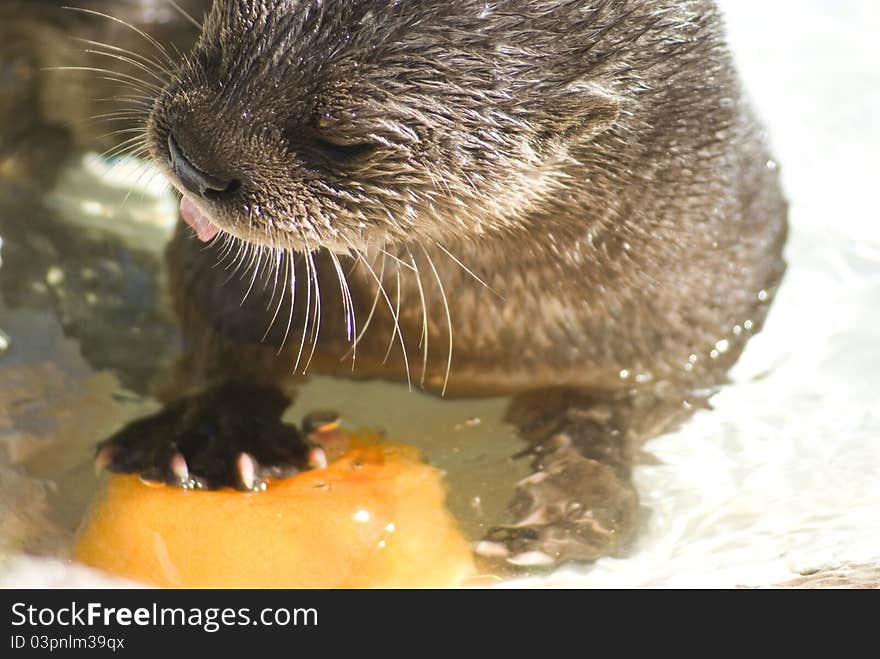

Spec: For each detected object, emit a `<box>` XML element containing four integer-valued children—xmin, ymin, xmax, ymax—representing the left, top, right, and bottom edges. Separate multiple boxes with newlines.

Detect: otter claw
<box><xmin>474</xmin><ymin>541</ymin><xmax>510</xmax><ymax>559</ymax></box>
<box><xmin>236</xmin><ymin>452</ymin><xmax>259</xmax><ymax>491</ymax></box>
<box><xmin>308</xmin><ymin>446</ymin><xmax>328</xmax><ymax>470</ymax></box>
<box><xmin>94</xmin><ymin>446</ymin><xmax>115</xmax><ymax>475</ymax></box>
<box><xmin>169</xmin><ymin>452</ymin><xmax>189</xmax><ymax>483</ymax></box>
<box><xmin>507</xmin><ymin>550</ymin><xmax>556</xmax><ymax>568</ymax></box>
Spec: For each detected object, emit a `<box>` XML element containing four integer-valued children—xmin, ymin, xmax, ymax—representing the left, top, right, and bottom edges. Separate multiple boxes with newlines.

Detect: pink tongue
<box><xmin>180</xmin><ymin>196</ymin><xmax>220</xmax><ymax>242</ymax></box>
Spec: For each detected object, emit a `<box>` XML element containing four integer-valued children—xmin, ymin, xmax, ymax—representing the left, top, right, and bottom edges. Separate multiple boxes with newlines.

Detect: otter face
<box><xmin>148</xmin><ymin>0</ymin><xmax>620</xmax><ymax>252</ymax></box>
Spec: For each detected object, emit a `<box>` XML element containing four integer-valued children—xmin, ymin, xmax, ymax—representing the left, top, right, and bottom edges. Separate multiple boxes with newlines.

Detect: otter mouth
<box><xmin>179</xmin><ymin>195</ymin><xmax>221</xmax><ymax>243</ymax></box>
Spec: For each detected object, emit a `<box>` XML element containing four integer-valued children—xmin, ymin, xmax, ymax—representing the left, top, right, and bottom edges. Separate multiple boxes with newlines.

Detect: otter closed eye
<box><xmin>308</xmin><ymin>135</ymin><xmax>377</xmax><ymax>164</ymax></box>
<box><xmin>98</xmin><ymin>0</ymin><xmax>787</xmax><ymax>570</ymax></box>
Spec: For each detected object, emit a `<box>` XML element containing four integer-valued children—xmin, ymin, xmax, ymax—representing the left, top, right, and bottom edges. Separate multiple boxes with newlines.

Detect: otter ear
<box><xmin>542</xmin><ymin>82</ymin><xmax>620</xmax><ymax>143</ymax></box>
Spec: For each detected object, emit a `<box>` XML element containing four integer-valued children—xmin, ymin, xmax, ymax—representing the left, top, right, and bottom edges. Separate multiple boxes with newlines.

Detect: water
<box><xmin>1</xmin><ymin>0</ymin><xmax>878</xmax><ymax>587</ymax></box>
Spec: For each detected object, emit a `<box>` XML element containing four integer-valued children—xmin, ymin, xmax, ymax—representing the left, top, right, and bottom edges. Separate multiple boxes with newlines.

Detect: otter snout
<box><xmin>167</xmin><ymin>132</ymin><xmax>239</xmax><ymax>201</ymax></box>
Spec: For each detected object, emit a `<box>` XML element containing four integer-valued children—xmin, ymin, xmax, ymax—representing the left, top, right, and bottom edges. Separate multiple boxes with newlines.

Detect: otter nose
<box><xmin>167</xmin><ymin>132</ymin><xmax>239</xmax><ymax>200</ymax></box>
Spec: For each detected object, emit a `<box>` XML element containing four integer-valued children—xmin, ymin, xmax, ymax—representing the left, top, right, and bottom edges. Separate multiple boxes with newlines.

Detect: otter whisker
<box><xmin>376</xmin><ymin>247</ymin><xmax>417</xmax><ymax>272</ymax></box>
<box><xmin>107</xmin><ymin>147</ymin><xmax>151</xmax><ymax>173</ymax></box>
<box><xmin>260</xmin><ymin>230</ymin><xmax>283</xmax><ymax>288</ymax></box>
<box><xmin>100</xmin><ymin>94</ymin><xmax>157</xmax><ymax>108</ymax></box>
<box><xmin>88</xmin><ymin>109</ymin><xmax>151</xmax><ymax>123</ymax></box>
<box><xmin>407</xmin><ymin>247</ymin><xmax>430</xmax><ymax>388</ymax></box>
<box><xmin>100</xmin><ymin>134</ymin><xmax>148</xmax><ymax>160</ymax></box>
<box><xmin>83</xmin><ymin>49</ymin><xmax>169</xmax><ymax>89</ymax></box>
<box><xmin>302</xmin><ymin>247</ymin><xmax>323</xmax><ymax>374</ymax></box>
<box><xmin>237</xmin><ymin>241</ymin><xmax>259</xmax><ymax>284</ymax></box>
<box><xmin>108</xmin><ymin>147</ymin><xmax>150</xmax><ymax>167</ymax></box>
<box><xmin>263</xmin><ymin>248</ymin><xmax>290</xmax><ymax>344</ymax></box>
<box><xmin>86</xmin><ymin>115</ymin><xmax>151</xmax><ymax>135</ymax></box>
<box><xmin>211</xmin><ymin>232</ymin><xmax>237</xmax><ymax>266</ymax></box>
<box><xmin>102</xmin><ymin>126</ymin><xmax>147</xmax><ymax>146</ymax></box>
<box><xmin>47</xmin><ymin>66</ymin><xmax>163</xmax><ymax>95</ymax></box>
<box><xmin>92</xmin><ymin>99</ymin><xmax>154</xmax><ymax>123</ymax></box>
<box><xmin>329</xmin><ymin>250</ymin><xmax>357</xmax><ymax>359</ymax></box>
<box><xmin>327</xmin><ymin>251</ymin><xmax>349</xmax><ymax>341</ymax></box>
<box><xmin>236</xmin><ymin>241</ymin><xmax>258</xmax><ymax>281</ymax></box>
<box><xmin>221</xmin><ymin>236</ymin><xmax>251</xmax><ymax>282</ymax></box>
<box><xmin>341</xmin><ymin>250</ymin><xmax>386</xmax><ymax>367</ymax></box>
<box><xmin>421</xmin><ymin>244</ymin><xmax>453</xmax><ymax>396</ymax></box>
<box><xmin>262</xmin><ymin>229</ymin><xmax>283</xmax><ymax>296</ymax></box>
<box><xmin>382</xmin><ymin>261</ymin><xmax>403</xmax><ymax>365</ymax></box>
<box><xmin>40</xmin><ymin>66</ymin><xmax>160</xmax><ymax>96</ymax></box>
<box><xmin>167</xmin><ymin>0</ymin><xmax>204</xmax><ymax>31</ymax></box>
<box><xmin>434</xmin><ymin>241</ymin><xmax>501</xmax><ymax>299</ymax></box>
<box><xmin>125</xmin><ymin>155</ymin><xmax>161</xmax><ymax>189</ymax></box>
<box><xmin>222</xmin><ymin>239</ymin><xmax>247</xmax><ymax>279</ymax></box>
<box><xmin>79</xmin><ymin>42</ymin><xmax>170</xmax><ymax>84</ymax></box>
<box><xmin>278</xmin><ymin>250</ymin><xmax>298</xmax><ymax>355</ymax></box>
<box><xmin>206</xmin><ymin>229</ymin><xmax>225</xmax><ymax>249</ymax></box>
<box><xmin>74</xmin><ymin>37</ymin><xmax>171</xmax><ymax>79</ymax></box>
<box><xmin>240</xmin><ymin>243</ymin><xmax>266</xmax><ymax>306</ymax></box>
<box><xmin>100</xmin><ymin>127</ymin><xmax>149</xmax><ymax>139</ymax></box>
<box><xmin>215</xmin><ymin>235</ymin><xmax>237</xmax><ymax>268</ymax></box>
<box><xmin>118</xmin><ymin>157</ymin><xmax>160</xmax><ymax>208</ymax></box>
<box><xmin>344</xmin><ymin>237</ymin><xmax>412</xmax><ymax>390</ymax></box>
<box><xmin>62</xmin><ymin>7</ymin><xmax>176</xmax><ymax>68</ymax></box>
<box><xmin>221</xmin><ymin>234</ymin><xmax>240</xmax><ymax>263</ymax></box>
<box><xmin>292</xmin><ymin>249</ymin><xmax>312</xmax><ymax>374</ymax></box>
<box><xmin>168</xmin><ymin>41</ymin><xmax>187</xmax><ymax>63</ymax></box>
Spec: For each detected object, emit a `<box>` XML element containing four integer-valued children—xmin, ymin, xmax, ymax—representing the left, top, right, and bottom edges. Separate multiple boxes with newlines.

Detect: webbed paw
<box><xmin>95</xmin><ymin>383</ymin><xmax>327</xmax><ymax>491</ymax></box>
<box><xmin>479</xmin><ymin>440</ymin><xmax>639</xmax><ymax>569</ymax></box>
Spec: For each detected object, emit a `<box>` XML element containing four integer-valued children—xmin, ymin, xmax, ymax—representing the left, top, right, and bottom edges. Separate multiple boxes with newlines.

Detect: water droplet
<box><xmin>45</xmin><ymin>266</ymin><xmax>64</xmax><ymax>286</ymax></box>
<box><xmin>353</xmin><ymin>509</ymin><xmax>370</xmax><ymax>523</ymax></box>
<box><xmin>715</xmin><ymin>339</ymin><xmax>730</xmax><ymax>354</ymax></box>
<box><xmin>758</xmin><ymin>289</ymin><xmax>769</xmax><ymax>302</ymax></box>
<box><xmin>619</xmin><ymin>369</ymin><xmax>630</xmax><ymax>379</ymax></box>
<box><xmin>744</xmin><ymin>319</ymin><xmax>754</xmax><ymax>331</ymax></box>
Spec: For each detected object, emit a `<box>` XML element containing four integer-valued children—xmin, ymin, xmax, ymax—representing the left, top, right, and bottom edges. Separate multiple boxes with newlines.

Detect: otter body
<box><xmin>100</xmin><ymin>0</ymin><xmax>787</xmax><ymax>567</ymax></box>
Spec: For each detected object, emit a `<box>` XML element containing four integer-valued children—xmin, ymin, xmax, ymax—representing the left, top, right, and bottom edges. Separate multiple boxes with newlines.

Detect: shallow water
<box><xmin>1</xmin><ymin>0</ymin><xmax>878</xmax><ymax>587</ymax></box>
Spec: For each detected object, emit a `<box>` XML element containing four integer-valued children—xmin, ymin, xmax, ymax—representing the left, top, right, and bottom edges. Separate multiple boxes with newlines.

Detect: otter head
<box><xmin>148</xmin><ymin>0</ymin><xmax>621</xmax><ymax>253</ymax></box>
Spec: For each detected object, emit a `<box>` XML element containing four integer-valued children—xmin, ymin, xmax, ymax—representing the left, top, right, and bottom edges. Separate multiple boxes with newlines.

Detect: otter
<box><xmin>96</xmin><ymin>0</ymin><xmax>787</xmax><ymax>568</ymax></box>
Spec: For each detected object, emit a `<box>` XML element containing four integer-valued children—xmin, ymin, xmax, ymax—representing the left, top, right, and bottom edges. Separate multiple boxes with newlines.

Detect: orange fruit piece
<box><xmin>74</xmin><ymin>439</ymin><xmax>474</xmax><ymax>588</ymax></box>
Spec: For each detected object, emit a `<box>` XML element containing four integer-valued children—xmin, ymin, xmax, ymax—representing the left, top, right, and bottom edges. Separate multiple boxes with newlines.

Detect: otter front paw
<box><xmin>479</xmin><ymin>443</ymin><xmax>639</xmax><ymax>569</ymax></box>
<box><xmin>95</xmin><ymin>383</ymin><xmax>327</xmax><ymax>491</ymax></box>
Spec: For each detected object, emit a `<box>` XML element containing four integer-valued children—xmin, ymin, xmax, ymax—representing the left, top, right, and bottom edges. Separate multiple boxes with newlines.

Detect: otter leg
<box><xmin>481</xmin><ymin>387</ymin><xmax>691</xmax><ymax>568</ymax></box>
<box><xmin>95</xmin><ymin>225</ymin><xmax>325</xmax><ymax>491</ymax></box>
